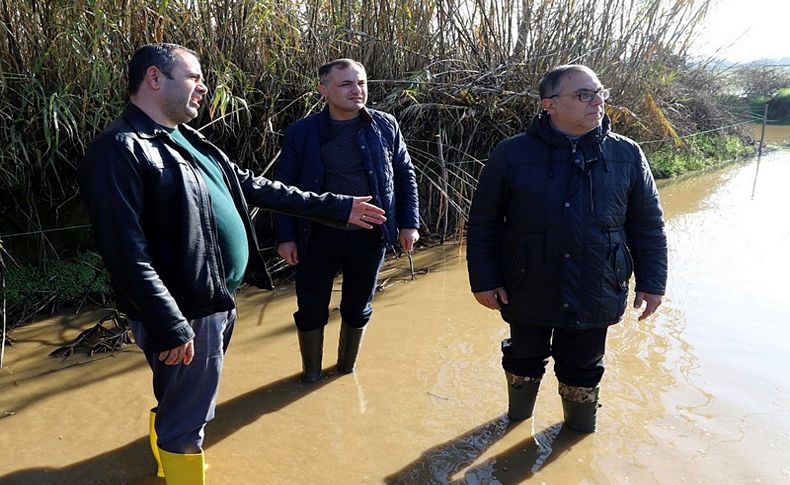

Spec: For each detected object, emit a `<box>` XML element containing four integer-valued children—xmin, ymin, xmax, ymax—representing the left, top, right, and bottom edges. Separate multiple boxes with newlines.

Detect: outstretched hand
<box><xmin>348</xmin><ymin>196</ymin><xmax>386</xmax><ymax>229</ymax></box>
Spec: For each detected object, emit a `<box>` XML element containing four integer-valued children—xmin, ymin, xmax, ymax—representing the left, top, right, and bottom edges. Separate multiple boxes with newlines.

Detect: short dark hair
<box><xmin>318</xmin><ymin>58</ymin><xmax>366</xmax><ymax>85</ymax></box>
<box><xmin>127</xmin><ymin>43</ymin><xmax>198</xmax><ymax>95</ymax></box>
<box><xmin>538</xmin><ymin>64</ymin><xmax>595</xmax><ymax>99</ymax></box>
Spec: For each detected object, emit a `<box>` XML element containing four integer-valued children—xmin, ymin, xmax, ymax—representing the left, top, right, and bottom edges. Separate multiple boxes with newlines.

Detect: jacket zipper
<box><xmin>173</xmin><ymin>136</ymin><xmax>231</xmax><ymax>300</ymax></box>
<box><xmin>570</xmin><ymin>139</ymin><xmax>595</xmax><ymax>211</ymax></box>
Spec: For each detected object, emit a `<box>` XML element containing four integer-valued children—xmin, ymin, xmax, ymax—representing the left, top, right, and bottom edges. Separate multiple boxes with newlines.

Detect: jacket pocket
<box><xmin>503</xmin><ymin>244</ymin><xmax>528</xmax><ymax>292</ymax></box>
<box><xmin>610</xmin><ymin>242</ymin><xmax>633</xmax><ymax>291</ymax></box>
<box><xmin>503</xmin><ymin>233</ymin><xmax>544</xmax><ymax>293</ymax></box>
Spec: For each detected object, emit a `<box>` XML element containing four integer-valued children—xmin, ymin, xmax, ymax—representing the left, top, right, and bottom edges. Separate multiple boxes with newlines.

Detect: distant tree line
<box><xmin>731</xmin><ymin>65</ymin><xmax>790</xmax><ymax>123</ymax></box>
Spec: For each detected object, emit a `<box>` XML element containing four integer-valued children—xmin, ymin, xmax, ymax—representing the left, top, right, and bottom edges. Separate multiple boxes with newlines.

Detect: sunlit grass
<box><xmin>1</xmin><ymin>0</ymin><xmax>743</xmax><ymax>266</ymax></box>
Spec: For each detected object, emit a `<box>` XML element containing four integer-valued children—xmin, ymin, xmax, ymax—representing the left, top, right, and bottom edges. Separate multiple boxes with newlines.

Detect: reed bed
<box><xmin>0</xmin><ymin>0</ymin><xmax>736</xmax><ymax>329</ymax></box>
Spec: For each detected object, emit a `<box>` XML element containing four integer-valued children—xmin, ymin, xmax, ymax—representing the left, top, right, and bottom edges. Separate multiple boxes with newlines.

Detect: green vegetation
<box><xmin>648</xmin><ymin>134</ymin><xmax>753</xmax><ymax>179</ymax></box>
<box><xmin>730</xmin><ymin>64</ymin><xmax>790</xmax><ymax>125</ymax></box>
<box><xmin>3</xmin><ymin>252</ymin><xmax>110</xmax><ymax>328</ymax></box>
<box><xmin>745</xmin><ymin>93</ymin><xmax>790</xmax><ymax>125</ymax></box>
<box><xmin>0</xmin><ymin>0</ymin><xmax>761</xmax><ymax>331</ymax></box>
<box><xmin>766</xmin><ymin>89</ymin><xmax>790</xmax><ymax>124</ymax></box>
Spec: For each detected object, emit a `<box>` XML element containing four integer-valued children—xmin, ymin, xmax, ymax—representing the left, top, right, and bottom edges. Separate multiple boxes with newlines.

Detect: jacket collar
<box><xmin>121</xmin><ymin>103</ymin><xmax>170</xmax><ymax>139</ymax></box>
<box><xmin>121</xmin><ymin>102</ymin><xmax>207</xmax><ymax>140</ymax></box>
<box><xmin>526</xmin><ymin>111</ymin><xmax>610</xmax><ymax>149</ymax></box>
<box><xmin>318</xmin><ymin>105</ymin><xmax>373</xmax><ymax>129</ymax></box>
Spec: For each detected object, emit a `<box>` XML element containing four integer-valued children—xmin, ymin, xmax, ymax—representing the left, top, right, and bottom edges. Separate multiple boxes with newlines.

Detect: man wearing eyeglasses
<box><xmin>466</xmin><ymin>64</ymin><xmax>667</xmax><ymax>433</ymax></box>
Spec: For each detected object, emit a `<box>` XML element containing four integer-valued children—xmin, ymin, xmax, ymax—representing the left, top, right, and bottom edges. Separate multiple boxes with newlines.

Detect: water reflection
<box><xmin>747</xmin><ymin>123</ymin><xmax>790</xmax><ymax>145</ymax></box>
<box><xmin>1</xmin><ymin>151</ymin><xmax>789</xmax><ymax>483</ymax></box>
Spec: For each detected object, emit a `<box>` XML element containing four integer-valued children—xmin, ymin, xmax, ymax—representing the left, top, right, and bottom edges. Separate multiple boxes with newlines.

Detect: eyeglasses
<box><xmin>548</xmin><ymin>88</ymin><xmax>610</xmax><ymax>103</ymax></box>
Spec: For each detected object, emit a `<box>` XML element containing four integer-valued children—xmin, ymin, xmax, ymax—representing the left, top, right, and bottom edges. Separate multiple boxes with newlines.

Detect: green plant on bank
<box><xmin>4</xmin><ymin>252</ymin><xmax>109</xmax><ymax>305</ymax></box>
<box><xmin>2</xmin><ymin>252</ymin><xmax>111</xmax><ymax>333</ymax></box>
<box><xmin>647</xmin><ymin>134</ymin><xmax>753</xmax><ymax>179</ymax></box>
<box><xmin>728</xmin><ymin>64</ymin><xmax>790</xmax><ymax>124</ymax></box>
<box><xmin>756</xmin><ymin>89</ymin><xmax>790</xmax><ymax>124</ymax></box>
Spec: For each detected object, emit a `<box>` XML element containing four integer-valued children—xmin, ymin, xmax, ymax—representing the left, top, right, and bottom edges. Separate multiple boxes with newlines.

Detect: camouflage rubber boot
<box><xmin>558</xmin><ymin>382</ymin><xmax>600</xmax><ymax>433</ymax></box>
<box><xmin>506</xmin><ymin>372</ymin><xmax>542</xmax><ymax>420</ymax></box>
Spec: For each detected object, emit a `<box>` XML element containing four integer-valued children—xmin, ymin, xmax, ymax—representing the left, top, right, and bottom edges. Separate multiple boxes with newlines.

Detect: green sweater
<box><xmin>169</xmin><ymin>127</ymin><xmax>248</xmax><ymax>293</ymax></box>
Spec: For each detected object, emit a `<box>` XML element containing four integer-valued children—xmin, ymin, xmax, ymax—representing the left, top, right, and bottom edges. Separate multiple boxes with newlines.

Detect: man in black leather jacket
<box><xmin>467</xmin><ymin>65</ymin><xmax>667</xmax><ymax>433</ymax></box>
<box><xmin>79</xmin><ymin>43</ymin><xmax>386</xmax><ymax>483</ymax></box>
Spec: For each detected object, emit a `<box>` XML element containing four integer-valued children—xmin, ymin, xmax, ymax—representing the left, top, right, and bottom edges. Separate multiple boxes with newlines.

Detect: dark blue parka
<box><xmin>274</xmin><ymin>107</ymin><xmax>419</xmax><ymax>251</ymax></box>
<box><xmin>466</xmin><ymin>114</ymin><xmax>667</xmax><ymax>329</ymax></box>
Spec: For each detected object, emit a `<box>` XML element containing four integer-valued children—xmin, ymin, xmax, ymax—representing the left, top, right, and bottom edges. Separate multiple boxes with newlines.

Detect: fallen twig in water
<box><xmin>49</xmin><ymin>310</ymin><xmax>132</xmax><ymax>359</ymax></box>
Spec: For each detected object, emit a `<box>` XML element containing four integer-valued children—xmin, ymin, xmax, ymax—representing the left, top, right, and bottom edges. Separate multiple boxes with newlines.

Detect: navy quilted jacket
<box><xmin>467</xmin><ymin>114</ymin><xmax>667</xmax><ymax>329</ymax></box>
<box><xmin>274</xmin><ymin>107</ymin><xmax>419</xmax><ymax>250</ymax></box>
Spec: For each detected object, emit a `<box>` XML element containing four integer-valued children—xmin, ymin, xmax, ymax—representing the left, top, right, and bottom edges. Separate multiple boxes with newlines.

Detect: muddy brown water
<box><xmin>1</xmin><ymin>148</ymin><xmax>789</xmax><ymax>484</ymax></box>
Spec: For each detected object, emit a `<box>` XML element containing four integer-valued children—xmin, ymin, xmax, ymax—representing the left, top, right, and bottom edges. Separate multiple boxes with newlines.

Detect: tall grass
<box><xmin>1</xmin><ymin>0</ymin><xmax>734</xmax><ymax>262</ymax></box>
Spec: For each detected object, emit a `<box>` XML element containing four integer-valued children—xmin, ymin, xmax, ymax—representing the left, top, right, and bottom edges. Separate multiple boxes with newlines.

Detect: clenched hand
<box><xmin>158</xmin><ymin>340</ymin><xmax>195</xmax><ymax>365</ymax></box>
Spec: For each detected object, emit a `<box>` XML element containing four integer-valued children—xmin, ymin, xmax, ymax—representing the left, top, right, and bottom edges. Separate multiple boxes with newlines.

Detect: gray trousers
<box><xmin>130</xmin><ymin>309</ymin><xmax>236</xmax><ymax>453</ymax></box>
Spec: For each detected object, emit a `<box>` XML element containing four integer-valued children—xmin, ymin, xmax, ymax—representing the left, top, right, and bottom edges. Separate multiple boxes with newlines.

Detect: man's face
<box><xmin>318</xmin><ymin>64</ymin><xmax>367</xmax><ymax>120</ymax></box>
<box><xmin>159</xmin><ymin>50</ymin><xmax>208</xmax><ymax>126</ymax></box>
<box><xmin>541</xmin><ymin>69</ymin><xmax>605</xmax><ymax>136</ymax></box>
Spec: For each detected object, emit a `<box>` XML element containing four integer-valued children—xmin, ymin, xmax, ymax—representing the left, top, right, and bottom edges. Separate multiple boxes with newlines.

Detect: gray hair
<box><xmin>538</xmin><ymin>64</ymin><xmax>596</xmax><ymax>99</ymax></box>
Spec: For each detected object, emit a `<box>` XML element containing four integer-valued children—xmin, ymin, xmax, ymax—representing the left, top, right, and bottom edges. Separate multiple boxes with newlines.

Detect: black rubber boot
<box><xmin>298</xmin><ymin>328</ymin><xmax>324</xmax><ymax>383</ymax></box>
<box><xmin>558</xmin><ymin>382</ymin><xmax>600</xmax><ymax>433</ymax></box>
<box><xmin>337</xmin><ymin>322</ymin><xmax>365</xmax><ymax>374</ymax></box>
<box><xmin>505</xmin><ymin>372</ymin><xmax>542</xmax><ymax>420</ymax></box>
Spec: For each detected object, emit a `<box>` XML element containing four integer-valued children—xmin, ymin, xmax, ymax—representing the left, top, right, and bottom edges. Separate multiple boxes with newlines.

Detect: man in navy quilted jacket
<box><xmin>467</xmin><ymin>65</ymin><xmax>667</xmax><ymax>432</ymax></box>
<box><xmin>274</xmin><ymin>59</ymin><xmax>420</xmax><ymax>383</ymax></box>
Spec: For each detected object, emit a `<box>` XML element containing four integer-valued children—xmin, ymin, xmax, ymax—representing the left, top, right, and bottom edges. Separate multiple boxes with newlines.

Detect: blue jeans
<box><xmin>130</xmin><ymin>309</ymin><xmax>236</xmax><ymax>453</ymax></box>
<box><xmin>502</xmin><ymin>324</ymin><xmax>608</xmax><ymax>387</ymax></box>
<box><xmin>294</xmin><ymin>225</ymin><xmax>386</xmax><ymax>331</ymax></box>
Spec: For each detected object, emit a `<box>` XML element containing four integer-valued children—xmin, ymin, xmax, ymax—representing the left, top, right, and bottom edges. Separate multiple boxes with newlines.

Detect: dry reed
<box><xmin>1</xmin><ymin>0</ymin><xmax>730</xmax><ymax>266</ymax></box>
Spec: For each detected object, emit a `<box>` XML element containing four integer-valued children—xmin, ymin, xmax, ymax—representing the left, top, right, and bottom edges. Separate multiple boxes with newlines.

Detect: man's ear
<box><xmin>145</xmin><ymin>66</ymin><xmax>162</xmax><ymax>90</ymax></box>
<box><xmin>316</xmin><ymin>82</ymin><xmax>327</xmax><ymax>98</ymax></box>
<box><xmin>541</xmin><ymin>98</ymin><xmax>554</xmax><ymax>115</ymax></box>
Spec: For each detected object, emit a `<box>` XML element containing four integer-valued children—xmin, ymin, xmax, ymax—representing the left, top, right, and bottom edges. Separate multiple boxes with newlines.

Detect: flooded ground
<box><xmin>2</xmin><ymin>149</ymin><xmax>790</xmax><ymax>484</ymax></box>
<box><xmin>748</xmin><ymin>123</ymin><xmax>790</xmax><ymax>147</ymax></box>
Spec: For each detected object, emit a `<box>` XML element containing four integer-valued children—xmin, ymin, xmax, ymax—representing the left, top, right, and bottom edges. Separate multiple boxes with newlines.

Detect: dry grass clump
<box><xmin>1</xmin><ymin>0</ymin><xmax>725</xmax><ymax>263</ymax></box>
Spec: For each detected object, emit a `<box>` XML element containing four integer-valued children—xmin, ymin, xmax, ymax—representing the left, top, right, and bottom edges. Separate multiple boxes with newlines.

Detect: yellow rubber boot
<box><xmin>149</xmin><ymin>410</ymin><xmax>165</xmax><ymax>478</ymax></box>
<box><xmin>159</xmin><ymin>448</ymin><xmax>206</xmax><ymax>485</ymax></box>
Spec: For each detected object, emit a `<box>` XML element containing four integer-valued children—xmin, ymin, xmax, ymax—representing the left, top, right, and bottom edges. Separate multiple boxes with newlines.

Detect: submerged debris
<box><xmin>49</xmin><ymin>310</ymin><xmax>132</xmax><ymax>359</ymax></box>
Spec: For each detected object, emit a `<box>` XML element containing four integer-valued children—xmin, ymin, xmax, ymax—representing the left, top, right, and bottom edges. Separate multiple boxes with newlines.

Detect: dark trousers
<box><xmin>130</xmin><ymin>309</ymin><xmax>236</xmax><ymax>454</ymax></box>
<box><xmin>502</xmin><ymin>323</ymin><xmax>608</xmax><ymax>388</ymax></box>
<box><xmin>294</xmin><ymin>224</ymin><xmax>386</xmax><ymax>331</ymax></box>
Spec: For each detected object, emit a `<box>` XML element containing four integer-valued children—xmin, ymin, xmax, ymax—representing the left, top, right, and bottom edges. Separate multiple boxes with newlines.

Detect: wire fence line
<box><xmin>0</xmin><ymin>116</ymin><xmax>770</xmax><ymax>242</ymax></box>
<box><xmin>637</xmin><ymin>119</ymin><xmax>758</xmax><ymax>144</ymax></box>
<box><xmin>0</xmin><ymin>224</ymin><xmax>93</xmax><ymax>239</ymax></box>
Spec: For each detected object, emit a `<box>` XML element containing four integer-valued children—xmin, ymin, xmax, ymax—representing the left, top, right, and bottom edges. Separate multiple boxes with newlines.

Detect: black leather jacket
<box><xmin>467</xmin><ymin>114</ymin><xmax>667</xmax><ymax>329</ymax></box>
<box><xmin>79</xmin><ymin>104</ymin><xmax>353</xmax><ymax>352</ymax></box>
